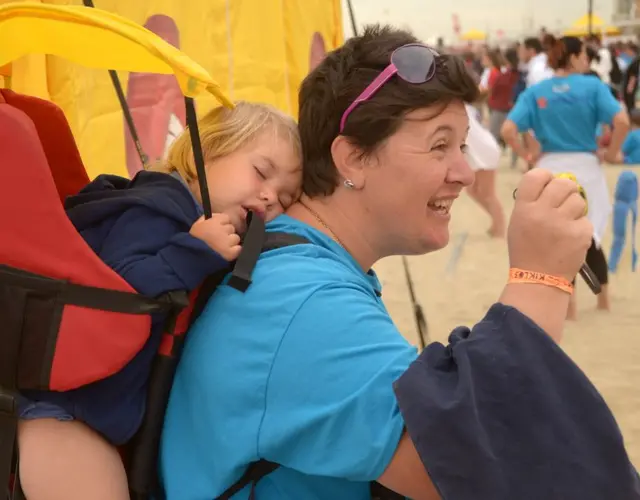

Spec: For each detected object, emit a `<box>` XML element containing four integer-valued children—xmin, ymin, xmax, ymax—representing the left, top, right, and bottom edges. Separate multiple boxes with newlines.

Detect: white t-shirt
<box><xmin>591</xmin><ymin>47</ymin><xmax>612</xmax><ymax>84</ymax></box>
<box><xmin>527</xmin><ymin>53</ymin><xmax>553</xmax><ymax>87</ymax></box>
<box><xmin>479</xmin><ymin>67</ymin><xmax>491</xmax><ymax>90</ymax></box>
<box><xmin>464</xmin><ymin>103</ymin><xmax>501</xmax><ymax>171</ymax></box>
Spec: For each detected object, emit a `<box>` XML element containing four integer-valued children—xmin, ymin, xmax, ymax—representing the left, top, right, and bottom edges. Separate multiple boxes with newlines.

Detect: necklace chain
<box><xmin>299</xmin><ymin>200</ymin><xmax>346</xmax><ymax>249</ymax></box>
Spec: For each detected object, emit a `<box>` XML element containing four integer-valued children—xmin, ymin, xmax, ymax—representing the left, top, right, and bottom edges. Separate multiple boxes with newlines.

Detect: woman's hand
<box><xmin>501</xmin><ymin>169</ymin><xmax>592</xmax><ymax>340</ymax></box>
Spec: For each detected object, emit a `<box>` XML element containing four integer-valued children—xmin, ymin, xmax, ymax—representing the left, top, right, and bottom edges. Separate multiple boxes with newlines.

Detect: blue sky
<box><xmin>344</xmin><ymin>0</ymin><xmax>614</xmax><ymax>42</ymax></box>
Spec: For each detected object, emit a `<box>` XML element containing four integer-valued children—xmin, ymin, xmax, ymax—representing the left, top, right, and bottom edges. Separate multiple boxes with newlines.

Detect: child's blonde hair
<box><xmin>154</xmin><ymin>101</ymin><xmax>300</xmax><ymax>181</ymax></box>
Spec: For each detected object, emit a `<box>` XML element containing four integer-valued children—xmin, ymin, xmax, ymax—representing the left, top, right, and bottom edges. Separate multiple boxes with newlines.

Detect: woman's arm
<box><xmin>604</xmin><ymin>110</ymin><xmax>630</xmax><ymax>164</ymax></box>
<box><xmin>378</xmin><ymin>433</ymin><xmax>441</xmax><ymax>500</ymax></box>
<box><xmin>501</xmin><ymin>120</ymin><xmax>535</xmax><ymax>162</ymax></box>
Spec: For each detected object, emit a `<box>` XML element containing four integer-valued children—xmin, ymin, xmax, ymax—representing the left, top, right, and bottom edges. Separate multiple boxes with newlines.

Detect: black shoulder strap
<box><xmin>188</xmin><ymin>212</ymin><xmax>310</xmax><ymax>327</ymax></box>
<box><xmin>0</xmin><ymin>264</ymin><xmax>182</xmax><ymax>316</ymax></box>
<box><xmin>227</xmin><ymin>213</ymin><xmax>267</xmax><ymax>292</ymax></box>
<box><xmin>216</xmin><ymin>459</ymin><xmax>404</xmax><ymax>500</ymax></box>
<box><xmin>215</xmin><ymin>460</ymin><xmax>280</xmax><ymax>500</ymax></box>
<box><xmin>227</xmin><ymin>213</ymin><xmax>310</xmax><ymax>292</ymax></box>
<box><xmin>370</xmin><ymin>482</ymin><xmax>406</xmax><ymax>499</ymax></box>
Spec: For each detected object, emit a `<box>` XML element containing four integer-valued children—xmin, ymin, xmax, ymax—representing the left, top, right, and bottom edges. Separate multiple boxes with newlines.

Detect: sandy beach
<box><xmin>375</xmin><ymin>159</ymin><xmax>640</xmax><ymax>466</ymax></box>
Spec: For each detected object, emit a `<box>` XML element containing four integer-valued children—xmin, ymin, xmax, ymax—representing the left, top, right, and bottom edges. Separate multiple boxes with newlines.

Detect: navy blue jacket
<box><xmin>395</xmin><ymin>303</ymin><xmax>640</xmax><ymax>499</ymax></box>
<box><xmin>24</xmin><ymin>171</ymin><xmax>228</xmax><ymax>445</ymax></box>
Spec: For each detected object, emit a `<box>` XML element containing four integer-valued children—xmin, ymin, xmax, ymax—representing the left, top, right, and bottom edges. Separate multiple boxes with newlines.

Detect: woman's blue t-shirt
<box><xmin>159</xmin><ymin>215</ymin><xmax>418</xmax><ymax>499</ymax></box>
<box><xmin>507</xmin><ymin>74</ymin><xmax>622</xmax><ymax>154</ymax></box>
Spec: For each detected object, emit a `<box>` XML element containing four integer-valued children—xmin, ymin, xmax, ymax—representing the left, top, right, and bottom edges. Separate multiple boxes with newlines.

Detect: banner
<box><xmin>2</xmin><ymin>0</ymin><xmax>343</xmax><ymax>178</ymax></box>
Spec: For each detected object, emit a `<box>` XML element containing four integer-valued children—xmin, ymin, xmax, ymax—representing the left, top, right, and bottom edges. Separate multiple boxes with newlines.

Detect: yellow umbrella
<box><xmin>572</xmin><ymin>13</ymin><xmax>606</xmax><ymax>28</ymax></box>
<box><xmin>460</xmin><ymin>29</ymin><xmax>487</xmax><ymax>42</ymax></box>
<box><xmin>563</xmin><ymin>25</ymin><xmax>621</xmax><ymax>36</ymax></box>
<box><xmin>0</xmin><ymin>2</ymin><xmax>232</xmax><ymax>107</ymax></box>
<box><xmin>564</xmin><ymin>13</ymin><xmax>621</xmax><ymax>36</ymax></box>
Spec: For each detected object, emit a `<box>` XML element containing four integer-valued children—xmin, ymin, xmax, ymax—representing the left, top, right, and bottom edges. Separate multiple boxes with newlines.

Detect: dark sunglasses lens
<box><xmin>391</xmin><ymin>45</ymin><xmax>436</xmax><ymax>84</ymax></box>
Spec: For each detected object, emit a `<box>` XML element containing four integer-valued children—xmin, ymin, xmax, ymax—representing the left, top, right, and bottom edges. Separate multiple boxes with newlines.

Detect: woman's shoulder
<box><xmin>569</xmin><ymin>72</ymin><xmax>606</xmax><ymax>89</ymax></box>
<box><xmin>254</xmin><ymin>242</ymin><xmax>377</xmax><ymax>300</ymax></box>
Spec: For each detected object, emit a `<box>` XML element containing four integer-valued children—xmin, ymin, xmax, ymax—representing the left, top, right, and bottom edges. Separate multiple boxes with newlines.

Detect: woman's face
<box><xmin>359</xmin><ymin>99</ymin><xmax>474</xmax><ymax>256</ymax></box>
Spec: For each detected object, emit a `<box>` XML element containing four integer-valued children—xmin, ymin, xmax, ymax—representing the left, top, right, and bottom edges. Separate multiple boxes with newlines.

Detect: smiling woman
<box><xmin>160</xmin><ymin>25</ymin><xmax>640</xmax><ymax>500</ymax></box>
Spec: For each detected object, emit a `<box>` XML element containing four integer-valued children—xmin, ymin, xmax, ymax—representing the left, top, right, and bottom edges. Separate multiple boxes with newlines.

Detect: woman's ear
<box><xmin>330</xmin><ymin>135</ymin><xmax>366</xmax><ymax>189</ymax></box>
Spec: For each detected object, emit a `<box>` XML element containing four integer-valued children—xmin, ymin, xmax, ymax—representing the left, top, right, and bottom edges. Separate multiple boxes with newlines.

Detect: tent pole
<box><xmin>345</xmin><ymin>0</ymin><xmax>358</xmax><ymax>37</ymax></box>
<box><xmin>82</xmin><ymin>0</ymin><xmax>149</xmax><ymax>169</ymax></box>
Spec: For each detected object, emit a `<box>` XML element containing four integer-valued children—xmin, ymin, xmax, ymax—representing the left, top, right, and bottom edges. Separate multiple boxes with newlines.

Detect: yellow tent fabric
<box><xmin>460</xmin><ymin>29</ymin><xmax>486</xmax><ymax>41</ymax></box>
<box><xmin>0</xmin><ymin>2</ymin><xmax>232</xmax><ymax>102</ymax></box>
<box><xmin>572</xmin><ymin>13</ymin><xmax>605</xmax><ymax>29</ymax></box>
<box><xmin>1</xmin><ymin>0</ymin><xmax>343</xmax><ymax>179</ymax></box>
<box><xmin>564</xmin><ymin>25</ymin><xmax>621</xmax><ymax>36</ymax></box>
<box><xmin>563</xmin><ymin>26</ymin><xmax>621</xmax><ymax>37</ymax></box>
<box><xmin>0</xmin><ymin>0</ymin><xmax>49</xmax><ymax>99</ymax></box>
<box><xmin>564</xmin><ymin>13</ymin><xmax>621</xmax><ymax>36</ymax></box>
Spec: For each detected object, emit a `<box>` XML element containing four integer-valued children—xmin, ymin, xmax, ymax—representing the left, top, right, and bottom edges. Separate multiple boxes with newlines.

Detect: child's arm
<box><xmin>98</xmin><ymin>207</ymin><xmax>233</xmax><ymax>297</ymax></box>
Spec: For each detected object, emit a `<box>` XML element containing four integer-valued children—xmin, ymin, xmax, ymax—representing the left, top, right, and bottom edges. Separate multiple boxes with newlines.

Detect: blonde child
<box><xmin>17</xmin><ymin>102</ymin><xmax>302</xmax><ymax>500</ymax></box>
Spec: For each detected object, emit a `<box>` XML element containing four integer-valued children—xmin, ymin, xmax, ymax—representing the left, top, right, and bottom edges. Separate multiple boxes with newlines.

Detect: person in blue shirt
<box><xmin>623</xmin><ymin>109</ymin><xmax>640</xmax><ymax>164</ymax></box>
<box><xmin>16</xmin><ymin>102</ymin><xmax>302</xmax><ymax>500</ymax></box>
<box><xmin>160</xmin><ymin>26</ymin><xmax>639</xmax><ymax>500</ymax></box>
<box><xmin>501</xmin><ymin>35</ymin><xmax>630</xmax><ymax>320</ymax></box>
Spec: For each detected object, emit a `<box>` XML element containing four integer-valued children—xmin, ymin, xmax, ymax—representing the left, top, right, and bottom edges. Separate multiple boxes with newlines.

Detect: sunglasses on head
<box><xmin>339</xmin><ymin>43</ymin><xmax>440</xmax><ymax>134</ymax></box>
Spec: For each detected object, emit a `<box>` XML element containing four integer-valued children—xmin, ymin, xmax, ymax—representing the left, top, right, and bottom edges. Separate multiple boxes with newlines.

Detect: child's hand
<box><xmin>190</xmin><ymin>214</ymin><xmax>242</xmax><ymax>261</ymax></box>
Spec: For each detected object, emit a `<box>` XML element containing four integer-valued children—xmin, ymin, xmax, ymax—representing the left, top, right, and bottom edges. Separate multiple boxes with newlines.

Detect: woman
<box><xmin>502</xmin><ymin>35</ymin><xmax>630</xmax><ymax>320</ymax></box>
<box><xmin>464</xmin><ymin>102</ymin><xmax>506</xmax><ymax>237</ymax></box>
<box><xmin>160</xmin><ymin>27</ymin><xmax>638</xmax><ymax>500</ymax></box>
<box><xmin>487</xmin><ymin>48</ymin><xmax>520</xmax><ymax>147</ymax></box>
<box><xmin>479</xmin><ymin>49</ymin><xmax>503</xmax><ymax>94</ymax></box>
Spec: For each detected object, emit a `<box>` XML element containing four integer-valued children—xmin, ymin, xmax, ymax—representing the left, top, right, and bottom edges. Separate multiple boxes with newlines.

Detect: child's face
<box><xmin>203</xmin><ymin>131</ymin><xmax>301</xmax><ymax>234</ymax></box>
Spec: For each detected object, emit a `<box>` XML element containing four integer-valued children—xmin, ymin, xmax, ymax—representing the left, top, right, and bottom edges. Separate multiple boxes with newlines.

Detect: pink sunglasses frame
<box><xmin>339</xmin><ymin>43</ymin><xmax>438</xmax><ymax>134</ymax></box>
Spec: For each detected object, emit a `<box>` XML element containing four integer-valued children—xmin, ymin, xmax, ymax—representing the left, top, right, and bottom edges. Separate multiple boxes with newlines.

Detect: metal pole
<box><xmin>588</xmin><ymin>0</ymin><xmax>594</xmax><ymax>35</ymax></box>
<box><xmin>82</xmin><ymin>0</ymin><xmax>148</xmax><ymax>168</ymax></box>
<box><xmin>402</xmin><ymin>257</ymin><xmax>429</xmax><ymax>350</ymax></box>
<box><xmin>345</xmin><ymin>0</ymin><xmax>358</xmax><ymax>37</ymax></box>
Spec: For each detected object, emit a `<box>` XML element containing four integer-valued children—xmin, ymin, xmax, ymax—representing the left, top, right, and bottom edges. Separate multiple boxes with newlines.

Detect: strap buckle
<box><xmin>0</xmin><ymin>390</ymin><xmax>16</xmax><ymax>415</ymax></box>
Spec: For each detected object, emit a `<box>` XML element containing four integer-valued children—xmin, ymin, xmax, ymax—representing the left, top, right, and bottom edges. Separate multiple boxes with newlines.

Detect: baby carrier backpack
<box><xmin>0</xmin><ymin>89</ymin><xmax>403</xmax><ymax>500</ymax></box>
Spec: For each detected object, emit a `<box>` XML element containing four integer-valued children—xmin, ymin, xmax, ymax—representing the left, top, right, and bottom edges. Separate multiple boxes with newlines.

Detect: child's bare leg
<box><xmin>18</xmin><ymin>419</ymin><xmax>129</xmax><ymax>500</ymax></box>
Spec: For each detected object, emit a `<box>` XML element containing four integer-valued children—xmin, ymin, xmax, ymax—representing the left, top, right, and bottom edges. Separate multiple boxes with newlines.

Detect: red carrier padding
<box><xmin>0</xmin><ymin>91</ymin><xmax>152</xmax><ymax>391</ymax></box>
<box><xmin>0</xmin><ymin>90</ymin><xmax>89</xmax><ymax>202</ymax></box>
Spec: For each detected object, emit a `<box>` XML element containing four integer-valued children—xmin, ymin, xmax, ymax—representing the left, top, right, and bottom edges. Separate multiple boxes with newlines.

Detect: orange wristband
<box><xmin>509</xmin><ymin>268</ymin><xmax>574</xmax><ymax>294</ymax></box>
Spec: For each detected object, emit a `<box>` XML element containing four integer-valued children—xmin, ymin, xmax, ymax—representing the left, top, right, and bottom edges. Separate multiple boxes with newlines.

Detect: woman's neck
<box><xmin>287</xmin><ymin>195</ymin><xmax>379</xmax><ymax>271</ymax></box>
<box><xmin>554</xmin><ymin>68</ymin><xmax>576</xmax><ymax>77</ymax></box>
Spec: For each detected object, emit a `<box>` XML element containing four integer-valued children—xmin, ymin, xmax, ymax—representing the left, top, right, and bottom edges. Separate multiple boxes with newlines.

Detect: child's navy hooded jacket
<box><xmin>23</xmin><ymin>171</ymin><xmax>228</xmax><ymax>445</ymax></box>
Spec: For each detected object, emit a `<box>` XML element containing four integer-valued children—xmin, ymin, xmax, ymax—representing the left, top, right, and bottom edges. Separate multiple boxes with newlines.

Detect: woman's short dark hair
<box><xmin>547</xmin><ymin>35</ymin><xmax>583</xmax><ymax>70</ymax></box>
<box><xmin>504</xmin><ymin>48</ymin><xmax>519</xmax><ymax>69</ymax></box>
<box><xmin>488</xmin><ymin>49</ymin><xmax>503</xmax><ymax>69</ymax></box>
<box><xmin>524</xmin><ymin>37</ymin><xmax>543</xmax><ymax>53</ymax></box>
<box><xmin>298</xmin><ymin>24</ymin><xmax>479</xmax><ymax>197</ymax></box>
<box><xmin>586</xmin><ymin>46</ymin><xmax>600</xmax><ymax>64</ymax></box>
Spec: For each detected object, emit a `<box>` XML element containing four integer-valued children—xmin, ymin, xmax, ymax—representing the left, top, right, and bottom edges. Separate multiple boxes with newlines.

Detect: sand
<box><xmin>374</xmin><ymin>160</ymin><xmax>640</xmax><ymax>466</ymax></box>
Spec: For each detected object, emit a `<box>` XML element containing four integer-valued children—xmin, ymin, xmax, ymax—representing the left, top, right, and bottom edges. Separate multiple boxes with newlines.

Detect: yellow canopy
<box><xmin>564</xmin><ymin>25</ymin><xmax>621</xmax><ymax>36</ymax></box>
<box><xmin>460</xmin><ymin>29</ymin><xmax>486</xmax><ymax>42</ymax></box>
<box><xmin>0</xmin><ymin>2</ymin><xmax>232</xmax><ymax>107</ymax></box>
<box><xmin>572</xmin><ymin>13</ymin><xmax>605</xmax><ymax>28</ymax></box>
<box><xmin>564</xmin><ymin>13</ymin><xmax>621</xmax><ymax>36</ymax></box>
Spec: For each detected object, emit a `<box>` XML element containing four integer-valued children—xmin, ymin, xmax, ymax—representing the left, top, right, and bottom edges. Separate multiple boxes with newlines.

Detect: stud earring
<box><xmin>344</xmin><ymin>179</ymin><xmax>355</xmax><ymax>189</ymax></box>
